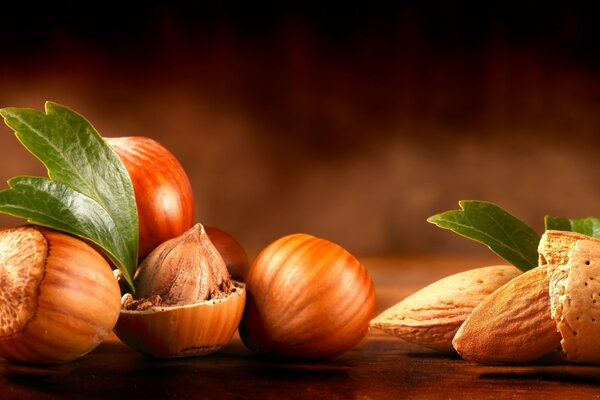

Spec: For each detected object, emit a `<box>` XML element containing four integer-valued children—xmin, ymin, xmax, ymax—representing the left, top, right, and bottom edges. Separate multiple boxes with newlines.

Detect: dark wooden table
<box><xmin>3</xmin><ymin>256</ymin><xmax>600</xmax><ymax>399</ymax></box>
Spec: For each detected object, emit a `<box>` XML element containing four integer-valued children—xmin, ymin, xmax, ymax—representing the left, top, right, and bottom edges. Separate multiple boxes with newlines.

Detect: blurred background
<box><xmin>1</xmin><ymin>2</ymin><xmax>600</xmax><ymax>260</ymax></box>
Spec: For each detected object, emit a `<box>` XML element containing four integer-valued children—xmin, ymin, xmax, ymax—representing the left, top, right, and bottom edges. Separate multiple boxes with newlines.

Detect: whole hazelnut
<box><xmin>106</xmin><ymin>136</ymin><xmax>195</xmax><ymax>259</ymax></box>
<box><xmin>0</xmin><ymin>226</ymin><xmax>121</xmax><ymax>365</ymax></box>
<box><xmin>205</xmin><ymin>226</ymin><xmax>250</xmax><ymax>282</ymax></box>
<box><xmin>239</xmin><ymin>233</ymin><xmax>376</xmax><ymax>359</ymax></box>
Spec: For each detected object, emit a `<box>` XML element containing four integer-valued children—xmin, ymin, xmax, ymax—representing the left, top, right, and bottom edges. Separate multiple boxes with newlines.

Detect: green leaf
<box><xmin>0</xmin><ymin>102</ymin><xmax>138</xmax><ymax>292</ymax></box>
<box><xmin>545</xmin><ymin>215</ymin><xmax>600</xmax><ymax>239</ymax></box>
<box><xmin>427</xmin><ymin>200</ymin><xmax>540</xmax><ymax>271</ymax></box>
<box><xmin>0</xmin><ymin>177</ymin><xmax>132</xmax><ymax>286</ymax></box>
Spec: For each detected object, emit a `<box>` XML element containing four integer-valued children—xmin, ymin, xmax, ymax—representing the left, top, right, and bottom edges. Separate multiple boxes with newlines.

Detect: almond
<box><xmin>539</xmin><ymin>230</ymin><xmax>600</xmax><ymax>364</ymax></box>
<box><xmin>452</xmin><ymin>265</ymin><xmax>561</xmax><ymax>364</ymax></box>
<box><xmin>538</xmin><ymin>230</ymin><xmax>589</xmax><ymax>267</ymax></box>
<box><xmin>370</xmin><ymin>265</ymin><xmax>521</xmax><ymax>352</ymax></box>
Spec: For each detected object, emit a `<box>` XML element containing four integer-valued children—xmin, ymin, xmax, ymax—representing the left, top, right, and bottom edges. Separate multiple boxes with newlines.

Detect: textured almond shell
<box><xmin>538</xmin><ymin>231</ymin><xmax>600</xmax><ymax>364</ymax></box>
<box><xmin>538</xmin><ymin>230</ymin><xmax>594</xmax><ymax>324</ymax></box>
<box><xmin>452</xmin><ymin>266</ymin><xmax>561</xmax><ymax>364</ymax></box>
<box><xmin>370</xmin><ymin>265</ymin><xmax>521</xmax><ymax>352</ymax></box>
<box><xmin>551</xmin><ymin>239</ymin><xmax>600</xmax><ymax>363</ymax></box>
<box><xmin>114</xmin><ymin>282</ymin><xmax>245</xmax><ymax>358</ymax></box>
<box><xmin>538</xmin><ymin>230</ymin><xmax>594</xmax><ymax>278</ymax></box>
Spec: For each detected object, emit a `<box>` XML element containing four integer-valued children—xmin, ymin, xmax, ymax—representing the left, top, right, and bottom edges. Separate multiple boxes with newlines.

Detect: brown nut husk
<box><xmin>452</xmin><ymin>265</ymin><xmax>561</xmax><ymax>364</ymax></box>
<box><xmin>0</xmin><ymin>226</ymin><xmax>121</xmax><ymax>365</ymax></box>
<box><xmin>539</xmin><ymin>230</ymin><xmax>600</xmax><ymax>364</ymax></box>
<box><xmin>370</xmin><ymin>265</ymin><xmax>521</xmax><ymax>352</ymax></box>
<box><xmin>113</xmin><ymin>223</ymin><xmax>246</xmax><ymax>358</ymax></box>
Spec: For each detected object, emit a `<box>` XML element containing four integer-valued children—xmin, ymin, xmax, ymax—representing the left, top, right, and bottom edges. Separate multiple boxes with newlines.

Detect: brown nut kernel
<box><xmin>113</xmin><ymin>223</ymin><xmax>245</xmax><ymax>358</ymax></box>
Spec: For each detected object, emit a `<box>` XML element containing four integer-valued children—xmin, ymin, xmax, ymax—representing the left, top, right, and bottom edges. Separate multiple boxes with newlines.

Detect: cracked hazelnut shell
<box><xmin>115</xmin><ymin>283</ymin><xmax>245</xmax><ymax>358</ymax></box>
<box><xmin>113</xmin><ymin>224</ymin><xmax>246</xmax><ymax>358</ymax></box>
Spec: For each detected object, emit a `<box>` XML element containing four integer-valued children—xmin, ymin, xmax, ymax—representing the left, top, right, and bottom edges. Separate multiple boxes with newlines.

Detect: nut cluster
<box><xmin>0</xmin><ymin>134</ymin><xmax>377</xmax><ymax>366</ymax></box>
<box><xmin>372</xmin><ymin>230</ymin><xmax>600</xmax><ymax>365</ymax></box>
<box><xmin>370</xmin><ymin>265</ymin><xmax>521</xmax><ymax>353</ymax></box>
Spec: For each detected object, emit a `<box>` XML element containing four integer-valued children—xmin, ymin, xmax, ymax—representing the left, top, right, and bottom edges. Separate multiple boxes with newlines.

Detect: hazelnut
<box><xmin>106</xmin><ymin>136</ymin><xmax>195</xmax><ymax>259</ymax></box>
<box><xmin>239</xmin><ymin>233</ymin><xmax>376</xmax><ymax>359</ymax></box>
<box><xmin>205</xmin><ymin>226</ymin><xmax>250</xmax><ymax>281</ymax></box>
<box><xmin>114</xmin><ymin>224</ymin><xmax>245</xmax><ymax>358</ymax></box>
<box><xmin>0</xmin><ymin>226</ymin><xmax>121</xmax><ymax>365</ymax></box>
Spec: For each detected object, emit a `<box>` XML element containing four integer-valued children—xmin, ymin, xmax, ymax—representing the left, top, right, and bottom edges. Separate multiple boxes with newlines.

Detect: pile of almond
<box><xmin>371</xmin><ymin>230</ymin><xmax>600</xmax><ymax>365</ymax></box>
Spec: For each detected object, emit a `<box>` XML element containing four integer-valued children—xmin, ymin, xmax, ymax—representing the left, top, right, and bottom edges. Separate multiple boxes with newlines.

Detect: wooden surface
<box><xmin>3</xmin><ymin>256</ymin><xmax>600</xmax><ymax>399</ymax></box>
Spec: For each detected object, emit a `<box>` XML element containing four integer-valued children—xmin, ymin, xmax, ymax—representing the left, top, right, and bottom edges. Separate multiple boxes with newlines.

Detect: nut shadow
<box><xmin>479</xmin><ymin>367</ymin><xmax>600</xmax><ymax>385</ymax></box>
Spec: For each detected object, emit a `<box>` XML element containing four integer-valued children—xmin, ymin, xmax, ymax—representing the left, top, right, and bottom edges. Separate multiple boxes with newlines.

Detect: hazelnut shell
<box><xmin>114</xmin><ymin>282</ymin><xmax>246</xmax><ymax>358</ymax></box>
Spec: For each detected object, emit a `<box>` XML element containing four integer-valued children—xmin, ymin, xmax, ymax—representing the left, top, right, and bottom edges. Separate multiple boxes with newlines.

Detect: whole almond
<box><xmin>370</xmin><ymin>265</ymin><xmax>521</xmax><ymax>352</ymax></box>
<box><xmin>452</xmin><ymin>265</ymin><xmax>561</xmax><ymax>364</ymax></box>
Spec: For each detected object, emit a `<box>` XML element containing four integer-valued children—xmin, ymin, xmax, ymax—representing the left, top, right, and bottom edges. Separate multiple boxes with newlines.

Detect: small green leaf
<box><xmin>427</xmin><ymin>200</ymin><xmax>540</xmax><ymax>271</ymax></box>
<box><xmin>545</xmin><ymin>215</ymin><xmax>600</xmax><ymax>239</ymax></box>
<box><xmin>0</xmin><ymin>102</ymin><xmax>138</xmax><ymax>292</ymax></box>
<box><xmin>0</xmin><ymin>177</ymin><xmax>133</xmax><ymax>288</ymax></box>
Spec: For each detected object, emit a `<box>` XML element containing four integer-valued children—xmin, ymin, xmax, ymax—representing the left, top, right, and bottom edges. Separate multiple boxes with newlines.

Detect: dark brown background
<box><xmin>1</xmin><ymin>2</ymin><xmax>600</xmax><ymax>259</ymax></box>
